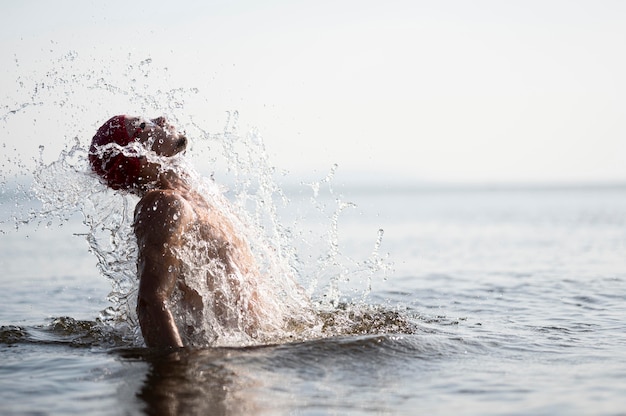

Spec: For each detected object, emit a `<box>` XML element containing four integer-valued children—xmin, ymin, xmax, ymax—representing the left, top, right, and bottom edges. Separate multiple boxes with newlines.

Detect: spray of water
<box><xmin>2</xmin><ymin>50</ymin><xmax>406</xmax><ymax>348</ymax></box>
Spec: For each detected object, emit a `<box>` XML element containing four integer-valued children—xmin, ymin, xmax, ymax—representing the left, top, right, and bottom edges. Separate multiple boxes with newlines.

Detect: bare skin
<box><xmin>122</xmin><ymin>116</ymin><xmax>262</xmax><ymax>348</ymax></box>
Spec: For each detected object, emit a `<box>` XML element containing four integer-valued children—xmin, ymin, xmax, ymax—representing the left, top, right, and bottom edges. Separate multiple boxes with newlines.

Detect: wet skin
<box><xmin>124</xmin><ymin>116</ymin><xmax>262</xmax><ymax>348</ymax></box>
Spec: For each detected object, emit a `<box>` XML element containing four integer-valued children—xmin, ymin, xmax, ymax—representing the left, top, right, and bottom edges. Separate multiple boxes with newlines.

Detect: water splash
<box><xmin>300</xmin><ymin>165</ymin><xmax>394</xmax><ymax>307</ymax></box>
<box><xmin>2</xmin><ymin>50</ymin><xmax>403</xmax><ymax>348</ymax></box>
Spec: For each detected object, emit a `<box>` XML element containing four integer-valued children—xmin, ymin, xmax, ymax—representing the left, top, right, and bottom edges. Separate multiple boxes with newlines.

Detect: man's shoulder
<box><xmin>135</xmin><ymin>189</ymin><xmax>192</xmax><ymax>222</ymax></box>
<box><xmin>139</xmin><ymin>189</ymin><xmax>184</xmax><ymax>206</ymax></box>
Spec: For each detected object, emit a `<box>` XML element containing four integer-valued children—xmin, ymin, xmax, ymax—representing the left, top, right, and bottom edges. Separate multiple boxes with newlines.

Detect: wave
<box><xmin>0</xmin><ymin>301</ymin><xmax>422</xmax><ymax>350</ymax></box>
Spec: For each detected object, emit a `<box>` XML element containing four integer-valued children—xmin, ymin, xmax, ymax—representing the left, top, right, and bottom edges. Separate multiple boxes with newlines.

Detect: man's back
<box><xmin>134</xmin><ymin>181</ymin><xmax>266</xmax><ymax>347</ymax></box>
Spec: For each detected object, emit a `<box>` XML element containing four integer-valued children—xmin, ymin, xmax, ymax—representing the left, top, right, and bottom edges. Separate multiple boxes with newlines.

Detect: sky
<box><xmin>1</xmin><ymin>0</ymin><xmax>625</xmax><ymax>185</ymax></box>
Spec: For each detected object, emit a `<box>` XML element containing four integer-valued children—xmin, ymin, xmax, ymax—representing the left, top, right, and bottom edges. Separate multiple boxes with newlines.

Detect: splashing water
<box><xmin>2</xmin><ymin>51</ymin><xmax>404</xmax><ymax>348</ymax></box>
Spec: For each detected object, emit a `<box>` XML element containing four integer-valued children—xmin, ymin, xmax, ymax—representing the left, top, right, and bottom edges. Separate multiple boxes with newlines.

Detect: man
<box><xmin>89</xmin><ymin>115</ymin><xmax>276</xmax><ymax>347</ymax></box>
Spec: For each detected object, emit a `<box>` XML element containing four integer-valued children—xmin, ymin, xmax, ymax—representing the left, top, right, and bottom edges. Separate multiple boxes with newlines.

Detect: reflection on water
<box><xmin>131</xmin><ymin>348</ymin><xmax>261</xmax><ymax>416</ymax></box>
<box><xmin>120</xmin><ymin>332</ymin><xmax>430</xmax><ymax>416</ymax></box>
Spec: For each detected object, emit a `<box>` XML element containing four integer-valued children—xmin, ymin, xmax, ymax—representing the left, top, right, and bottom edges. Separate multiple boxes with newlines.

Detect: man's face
<box><xmin>129</xmin><ymin>116</ymin><xmax>187</xmax><ymax>157</ymax></box>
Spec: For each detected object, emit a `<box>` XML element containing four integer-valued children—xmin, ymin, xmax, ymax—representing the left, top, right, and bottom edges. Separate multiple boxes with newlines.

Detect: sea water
<box><xmin>2</xmin><ymin>183</ymin><xmax>626</xmax><ymax>415</ymax></box>
<box><xmin>2</xmin><ymin>53</ymin><xmax>626</xmax><ymax>415</ymax></box>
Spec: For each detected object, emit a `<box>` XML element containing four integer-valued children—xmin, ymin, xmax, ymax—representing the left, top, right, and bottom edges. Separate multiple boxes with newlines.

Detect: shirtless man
<box><xmin>89</xmin><ymin>115</ymin><xmax>270</xmax><ymax>347</ymax></box>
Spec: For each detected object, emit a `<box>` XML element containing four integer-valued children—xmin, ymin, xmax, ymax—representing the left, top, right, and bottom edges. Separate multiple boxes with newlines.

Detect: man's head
<box><xmin>89</xmin><ymin>115</ymin><xmax>187</xmax><ymax>191</ymax></box>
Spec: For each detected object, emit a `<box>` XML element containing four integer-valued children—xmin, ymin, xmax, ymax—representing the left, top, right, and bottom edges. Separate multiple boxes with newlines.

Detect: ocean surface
<box><xmin>1</xmin><ymin>183</ymin><xmax>626</xmax><ymax>415</ymax></box>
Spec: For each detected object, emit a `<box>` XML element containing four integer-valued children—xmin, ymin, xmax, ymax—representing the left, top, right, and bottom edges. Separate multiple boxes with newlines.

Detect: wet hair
<box><xmin>89</xmin><ymin>115</ymin><xmax>142</xmax><ymax>190</ymax></box>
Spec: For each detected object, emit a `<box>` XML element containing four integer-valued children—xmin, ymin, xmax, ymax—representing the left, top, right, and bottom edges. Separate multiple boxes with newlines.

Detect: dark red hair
<box><xmin>89</xmin><ymin>115</ymin><xmax>142</xmax><ymax>190</ymax></box>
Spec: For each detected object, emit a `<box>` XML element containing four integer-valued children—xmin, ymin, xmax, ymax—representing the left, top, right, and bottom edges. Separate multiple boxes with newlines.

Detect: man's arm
<box><xmin>134</xmin><ymin>190</ymin><xmax>191</xmax><ymax>348</ymax></box>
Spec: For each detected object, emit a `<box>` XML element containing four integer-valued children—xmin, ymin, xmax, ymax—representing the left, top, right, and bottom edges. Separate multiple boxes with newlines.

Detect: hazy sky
<box><xmin>1</xmin><ymin>0</ymin><xmax>625</xmax><ymax>184</ymax></box>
